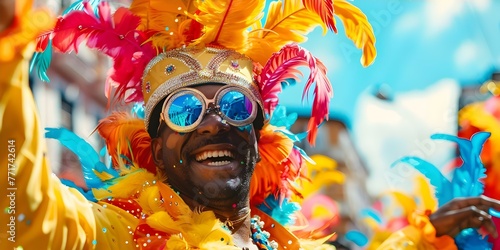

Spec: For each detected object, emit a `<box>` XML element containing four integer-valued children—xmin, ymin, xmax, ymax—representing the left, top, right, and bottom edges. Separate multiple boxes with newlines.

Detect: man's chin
<box><xmin>191</xmin><ymin>176</ymin><xmax>251</xmax><ymax>200</ymax></box>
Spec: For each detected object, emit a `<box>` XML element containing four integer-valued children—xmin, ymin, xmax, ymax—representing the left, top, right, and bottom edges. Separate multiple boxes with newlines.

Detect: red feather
<box><xmin>302</xmin><ymin>0</ymin><xmax>337</xmax><ymax>32</ymax></box>
<box><xmin>35</xmin><ymin>32</ymin><xmax>51</xmax><ymax>52</ymax></box>
<box><xmin>184</xmin><ymin>10</ymin><xmax>204</xmax><ymax>43</ymax></box>
<box><xmin>51</xmin><ymin>2</ymin><xmax>156</xmax><ymax>103</ymax></box>
<box><xmin>258</xmin><ymin>43</ymin><xmax>333</xmax><ymax>145</ymax></box>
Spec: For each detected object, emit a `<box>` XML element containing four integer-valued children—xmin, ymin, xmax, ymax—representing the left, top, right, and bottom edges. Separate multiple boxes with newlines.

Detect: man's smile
<box><xmin>189</xmin><ymin>144</ymin><xmax>239</xmax><ymax>168</ymax></box>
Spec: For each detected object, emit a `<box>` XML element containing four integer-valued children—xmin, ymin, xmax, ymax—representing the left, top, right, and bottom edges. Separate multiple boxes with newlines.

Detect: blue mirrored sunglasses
<box><xmin>159</xmin><ymin>86</ymin><xmax>257</xmax><ymax>133</ymax></box>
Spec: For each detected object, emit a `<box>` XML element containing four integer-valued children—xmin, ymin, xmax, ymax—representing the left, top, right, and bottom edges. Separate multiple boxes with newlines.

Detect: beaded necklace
<box><xmin>249</xmin><ymin>215</ymin><xmax>278</xmax><ymax>250</ymax></box>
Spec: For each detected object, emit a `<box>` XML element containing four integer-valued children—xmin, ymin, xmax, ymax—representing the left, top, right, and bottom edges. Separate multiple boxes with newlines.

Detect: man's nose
<box><xmin>196</xmin><ymin>112</ymin><xmax>230</xmax><ymax>135</ymax></box>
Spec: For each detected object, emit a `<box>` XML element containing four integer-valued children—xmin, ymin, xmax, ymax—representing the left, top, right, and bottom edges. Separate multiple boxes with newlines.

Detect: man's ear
<box><xmin>151</xmin><ymin>137</ymin><xmax>164</xmax><ymax>166</ymax></box>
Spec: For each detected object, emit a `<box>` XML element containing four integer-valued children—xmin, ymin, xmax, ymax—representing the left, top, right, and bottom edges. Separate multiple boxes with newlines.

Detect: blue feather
<box><xmin>391</xmin><ymin>156</ymin><xmax>453</xmax><ymax>206</ymax></box>
<box><xmin>269</xmin><ymin>105</ymin><xmax>298</xmax><ymax>130</ymax></box>
<box><xmin>432</xmin><ymin>133</ymin><xmax>489</xmax><ymax>197</ymax></box>
<box><xmin>45</xmin><ymin>127</ymin><xmax>118</xmax><ymax>189</ymax></box>
<box><xmin>281</xmin><ymin>78</ymin><xmax>297</xmax><ymax>89</ymax></box>
<box><xmin>257</xmin><ymin>195</ymin><xmax>301</xmax><ymax>226</ymax></box>
<box><xmin>132</xmin><ymin>102</ymin><xmax>145</xmax><ymax>119</ymax></box>
<box><xmin>293</xmin><ymin>145</ymin><xmax>314</xmax><ymax>163</ymax></box>
<box><xmin>345</xmin><ymin>230</ymin><xmax>369</xmax><ymax>247</ymax></box>
<box><xmin>30</xmin><ymin>40</ymin><xmax>53</xmax><ymax>82</ymax></box>
<box><xmin>360</xmin><ymin>208</ymin><xmax>383</xmax><ymax>225</ymax></box>
<box><xmin>60</xmin><ymin>179</ymin><xmax>96</xmax><ymax>201</ymax></box>
<box><xmin>62</xmin><ymin>0</ymin><xmax>101</xmax><ymax>16</ymax></box>
<box><xmin>394</xmin><ymin>132</ymin><xmax>492</xmax><ymax>250</ymax></box>
<box><xmin>455</xmin><ymin>228</ymin><xmax>492</xmax><ymax>250</ymax></box>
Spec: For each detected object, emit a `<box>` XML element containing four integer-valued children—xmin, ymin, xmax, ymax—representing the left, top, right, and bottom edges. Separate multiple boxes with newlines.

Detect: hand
<box><xmin>429</xmin><ymin>195</ymin><xmax>500</xmax><ymax>238</ymax></box>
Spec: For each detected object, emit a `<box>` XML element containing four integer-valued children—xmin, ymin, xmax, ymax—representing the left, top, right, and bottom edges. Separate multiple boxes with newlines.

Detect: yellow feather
<box><xmin>93</xmin><ymin>169</ymin><xmax>116</xmax><ymax>181</ymax></box>
<box><xmin>299</xmin><ymin>173</ymin><xmax>345</xmax><ymax>198</ymax></box>
<box><xmin>295</xmin><ymin>154</ymin><xmax>344</xmax><ymax>199</ymax></box>
<box><xmin>191</xmin><ymin>0</ymin><xmax>265</xmax><ymax>51</ymax></box>
<box><xmin>333</xmin><ymin>0</ymin><xmax>377</xmax><ymax>66</ymax></box>
<box><xmin>298</xmin><ymin>234</ymin><xmax>336</xmax><ymax>250</ymax></box>
<box><xmin>200</xmin><ymin>242</ymin><xmax>241</xmax><ymax>250</ymax></box>
<box><xmin>246</xmin><ymin>0</ymin><xmax>325</xmax><ymax>66</ymax></box>
<box><xmin>136</xmin><ymin>185</ymin><xmax>164</xmax><ymax>214</ymax></box>
<box><xmin>414</xmin><ymin>175</ymin><xmax>437</xmax><ymax>211</ymax></box>
<box><xmin>166</xmin><ymin>236</ymin><xmax>189</xmax><ymax>249</ymax></box>
<box><xmin>92</xmin><ymin>169</ymin><xmax>156</xmax><ymax>199</ymax></box>
<box><xmin>185</xmin><ymin>211</ymin><xmax>233</xmax><ymax>246</ymax></box>
<box><xmin>129</xmin><ymin>0</ymin><xmax>150</xmax><ymax>30</ymax></box>
<box><xmin>130</xmin><ymin>0</ymin><xmax>198</xmax><ymax>50</ymax></box>
<box><xmin>386</xmin><ymin>191</ymin><xmax>417</xmax><ymax>216</ymax></box>
<box><xmin>147</xmin><ymin>211</ymin><xmax>182</xmax><ymax>234</ymax></box>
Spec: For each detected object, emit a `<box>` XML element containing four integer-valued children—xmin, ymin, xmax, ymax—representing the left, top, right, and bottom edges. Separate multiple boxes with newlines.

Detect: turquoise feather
<box><xmin>30</xmin><ymin>40</ymin><xmax>52</xmax><ymax>82</ymax></box>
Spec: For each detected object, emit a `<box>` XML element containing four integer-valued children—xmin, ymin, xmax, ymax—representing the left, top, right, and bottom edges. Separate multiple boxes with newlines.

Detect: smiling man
<box><xmin>142</xmin><ymin>48</ymin><xmax>267</xmax><ymax>248</ymax></box>
<box><xmin>3</xmin><ymin>0</ymin><xmax>500</xmax><ymax>249</ymax></box>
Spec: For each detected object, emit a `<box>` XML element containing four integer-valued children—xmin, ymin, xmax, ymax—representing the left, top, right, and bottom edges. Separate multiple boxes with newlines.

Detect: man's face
<box><xmin>152</xmin><ymin>84</ymin><xmax>259</xmax><ymax>205</ymax></box>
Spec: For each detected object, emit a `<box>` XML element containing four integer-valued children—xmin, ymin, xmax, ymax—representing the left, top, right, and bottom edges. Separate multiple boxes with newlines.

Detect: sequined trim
<box><xmin>143</xmin><ymin>47</ymin><xmax>263</xmax><ymax>131</ymax></box>
<box><xmin>144</xmin><ymin>72</ymin><xmax>263</xmax><ymax>131</ymax></box>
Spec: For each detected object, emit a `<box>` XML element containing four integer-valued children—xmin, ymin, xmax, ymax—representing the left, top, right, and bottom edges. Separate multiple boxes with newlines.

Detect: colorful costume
<box><xmin>458</xmin><ymin>84</ymin><xmax>500</xmax><ymax>249</ymax></box>
<box><xmin>0</xmin><ymin>0</ymin><xmax>469</xmax><ymax>249</ymax></box>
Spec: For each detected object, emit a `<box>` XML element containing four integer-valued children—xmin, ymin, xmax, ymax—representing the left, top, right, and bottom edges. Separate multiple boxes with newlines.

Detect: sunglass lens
<box><xmin>219</xmin><ymin>91</ymin><xmax>253</xmax><ymax>121</ymax></box>
<box><xmin>168</xmin><ymin>93</ymin><xmax>203</xmax><ymax>126</ymax></box>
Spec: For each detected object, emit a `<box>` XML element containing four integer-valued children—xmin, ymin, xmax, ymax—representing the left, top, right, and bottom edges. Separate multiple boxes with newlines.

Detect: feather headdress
<box><xmin>34</xmin><ymin>0</ymin><xmax>375</xmax><ymax>142</ymax></box>
<box><xmin>37</xmin><ymin>0</ymin><xmax>376</xmax><ymax>246</ymax></box>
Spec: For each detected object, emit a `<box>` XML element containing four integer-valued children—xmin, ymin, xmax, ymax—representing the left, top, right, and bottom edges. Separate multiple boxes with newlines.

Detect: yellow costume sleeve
<box><xmin>376</xmin><ymin>211</ymin><xmax>457</xmax><ymax>250</ymax></box>
<box><xmin>0</xmin><ymin>2</ymin><xmax>138</xmax><ymax>249</ymax></box>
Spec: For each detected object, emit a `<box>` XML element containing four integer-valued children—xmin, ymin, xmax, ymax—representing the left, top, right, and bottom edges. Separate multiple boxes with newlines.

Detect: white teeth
<box><xmin>195</xmin><ymin>150</ymin><xmax>234</xmax><ymax>162</ymax></box>
<box><xmin>207</xmin><ymin>160</ymin><xmax>231</xmax><ymax>166</ymax></box>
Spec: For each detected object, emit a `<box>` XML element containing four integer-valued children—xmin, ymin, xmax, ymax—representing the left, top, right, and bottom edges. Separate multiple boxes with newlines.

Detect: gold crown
<box><xmin>142</xmin><ymin>46</ymin><xmax>264</xmax><ymax>134</ymax></box>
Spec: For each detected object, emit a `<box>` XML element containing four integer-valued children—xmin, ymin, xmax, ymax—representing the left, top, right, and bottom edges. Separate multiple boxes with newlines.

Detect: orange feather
<box><xmin>96</xmin><ymin>112</ymin><xmax>157</xmax><ymax>174</ymax></box>
<box><xmin>333</xmin><ymin>0</ymin><xmax>376</xmax><ymax>66</ymax></box>
<box><xmin>191</xmin><ymin>0</ymin><xmax>265</xmax><ymax>51</ymax></box>
<box><xmin>250</xmin><ymin>123</ymin><xmax>309</xmax><ymax>205</ymax></box>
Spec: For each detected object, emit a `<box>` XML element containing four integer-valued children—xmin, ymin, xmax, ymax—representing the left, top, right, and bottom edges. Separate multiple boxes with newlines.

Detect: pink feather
<box><xmin>51</xmin><ymin>2</ymin><xmax>156</xmax><ymax>103</ymax></box>
<box><xmin>258</xmin><ymin>43</ymin><xmax>333</xmax><ymax>145</ymax></box>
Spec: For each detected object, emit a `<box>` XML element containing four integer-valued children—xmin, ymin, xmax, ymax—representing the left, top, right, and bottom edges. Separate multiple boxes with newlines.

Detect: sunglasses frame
<box><xmin>159</xmin><ymin>85</ymin><xmax>258</xmax><ymax>133</ymax></box>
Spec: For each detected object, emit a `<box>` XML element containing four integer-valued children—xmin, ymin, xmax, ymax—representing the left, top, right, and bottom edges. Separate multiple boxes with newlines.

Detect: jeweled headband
<box><xmin>142</xmin><ymin>46</ymin><xmax>263</xmax><ymax>136</ymax></box>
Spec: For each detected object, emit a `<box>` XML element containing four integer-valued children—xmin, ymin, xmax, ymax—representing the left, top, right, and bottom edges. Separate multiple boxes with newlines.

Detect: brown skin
<box><xmin>430</xmin><ymin>195</ymin><xmax>500</xmax><ymax>239</ymax></box>
<box><xmin>151</xmin><ymin>84</ymin><xmax>259</xmax><ymax>249</ymax></box>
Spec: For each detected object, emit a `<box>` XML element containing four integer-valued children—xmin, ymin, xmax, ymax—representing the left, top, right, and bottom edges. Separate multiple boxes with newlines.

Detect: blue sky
<box><xmin>279</xmin><ymin>0</ymin><xmax>500</xmax><ymax>127</ymax></box>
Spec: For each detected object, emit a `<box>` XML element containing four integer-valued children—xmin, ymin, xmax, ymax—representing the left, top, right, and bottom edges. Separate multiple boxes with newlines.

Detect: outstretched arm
<box><xmin>0</xmin><ymin>1</ymin><xmax>137</xmax><ymax>248</ymax></box>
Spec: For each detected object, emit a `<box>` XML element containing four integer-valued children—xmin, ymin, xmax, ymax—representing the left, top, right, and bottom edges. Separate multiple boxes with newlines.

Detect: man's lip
<box><xmin>189</xmin><ymin>143</ymin><xmax>237</xmax><ymax>156</ymax></box>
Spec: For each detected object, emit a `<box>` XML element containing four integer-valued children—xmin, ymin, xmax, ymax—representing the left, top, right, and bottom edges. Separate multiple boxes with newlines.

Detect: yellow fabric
<box><xmin>376</xmin><ymin>211</ymin><xmax>456</xmax><ymax>250</ymax></box>
<box><xmin>0</xmin><ymin>6</ymin><xmax>139</xmax><ymax>249</ymax></box>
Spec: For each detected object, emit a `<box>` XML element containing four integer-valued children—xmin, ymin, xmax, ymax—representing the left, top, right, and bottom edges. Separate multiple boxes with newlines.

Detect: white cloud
<box><xmin>469</xmin><ymin>0</ymin><xmax>490</xmax><ymax>11</ymax></box>
<box><xmin>423</xmin><ymin>0</ymin><xmax>491</xmax><ymax>36</ymax></box>
<box><xmin>454</xmin><ymin>41</ymin><xmax>479</xmax><ymax>69</ymax></box>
